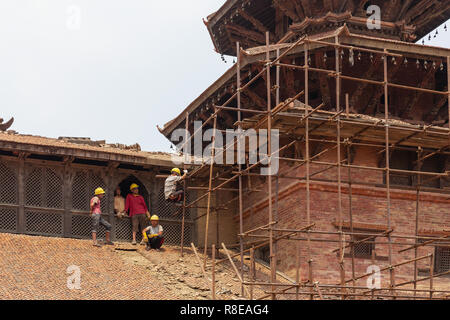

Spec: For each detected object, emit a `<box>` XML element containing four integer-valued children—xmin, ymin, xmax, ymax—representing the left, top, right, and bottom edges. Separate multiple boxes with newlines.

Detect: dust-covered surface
<box><xmin>0</xmin><ymin>233</ymin><xmax>266</xmax><ymax>300</ymax></box>
<box><xmin>0</xmin><ymin>233</ymin><xmax>179</xmax><ymax>300</ymax></box>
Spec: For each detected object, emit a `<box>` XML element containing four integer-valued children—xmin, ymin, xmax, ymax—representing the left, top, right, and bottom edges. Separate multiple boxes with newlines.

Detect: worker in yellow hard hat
<box><xmin>164</xmin><ymin>168</ymin><xmax>188</xmax><ymax>203</ymax></box>
<box><xmin>125</xmin><ymin>182</ymin><xmax>151</xmax><ymax>245</ymax></box>
<box><xmin>142</xmin><ymin>215</ymin><xmax>164</xmax><ymax>251</ymax></box>
<box><xmin>90</xmin><ymin>187</ymin><xmax>113</xmax><ymax>247</ymax></box>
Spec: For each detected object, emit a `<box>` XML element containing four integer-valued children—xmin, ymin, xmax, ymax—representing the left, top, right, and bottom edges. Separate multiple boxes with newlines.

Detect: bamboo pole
<box><xmin>250</xmin><ymin>246</ymin><xmax>255</xmax><ymax>300</ymax></box>
<box><xmin>180</xmin><ymin>112</ymin><xmax>188</xmax><ymax>257</ymax></box>
<box><xmin>237</xmin><ymin>41</ymin><xmax>245</xmax><ymax>297</ymax></box>
<box><xmin>221</xmin><ymin>243</ymin><xmax>251</xmax><ymax>297</ymax></box>
<box><xmin>212</xmin><ymin>244</ymin><xmax>216</xmax><ymax>300</ymax></box>
<box><xmin>191</xmin><ymin>243</ymin><xmax>214</xmax><ymax>299</ymax></box>
<box><xmin>203</xmin><ymin>110</ymin><xmax>218</xmax><ymax>267</ymax></box>
<box><xmin>265</xmin><ymin>31</ymin><xmax>276</xmax><ymax>301</ymax></box>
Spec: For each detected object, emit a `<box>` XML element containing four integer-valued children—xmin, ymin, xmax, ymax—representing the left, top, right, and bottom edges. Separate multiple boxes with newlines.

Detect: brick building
<box><xmin>159</xmin><ymin>1</ymin><xmax>450</xmax><ymax>297</ymax></box>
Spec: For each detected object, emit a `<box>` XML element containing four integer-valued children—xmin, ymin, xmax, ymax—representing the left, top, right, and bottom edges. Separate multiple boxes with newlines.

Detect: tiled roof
<box><xmin>0</xmin><ymin>131</ymin><xmax>176</xmax><ymax>167</ymax></box>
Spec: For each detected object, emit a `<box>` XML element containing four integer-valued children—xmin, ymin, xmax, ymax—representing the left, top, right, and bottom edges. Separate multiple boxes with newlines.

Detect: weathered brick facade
<box><xmin>239</xmin><ymin>145</ymin><xmax>450</xmax><ymax>290</ymax></box>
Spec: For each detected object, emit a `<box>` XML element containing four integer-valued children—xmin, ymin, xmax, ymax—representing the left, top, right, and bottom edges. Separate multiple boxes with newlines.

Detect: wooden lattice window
<box><xmin>25</xmin><ymin>167</ymin><xmax>63</xmax><ymax>209</ymax></box>
<box><xmin>72</xmin><ymin>171</ymin><xmax>108</xmax><ymax>212</ymax></box>
<box><xmin>435</xmin><ymin>247</ymin><xmax>450</xmax><ymax>274</ymax></box>
<box><xmin>0</xmin><ymin>162</ymin><xmax>18</xmax><ymax>205</ymax></box>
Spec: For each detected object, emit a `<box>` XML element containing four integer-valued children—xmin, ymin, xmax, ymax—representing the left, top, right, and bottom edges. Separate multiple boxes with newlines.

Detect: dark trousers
<box><xmin>147</xmin><ymin>234</ymin><xmax>164</xmax><ymax>249</ymax></box>
<box><xmin>168</xmin><ymin>190</ymin><xmax>184</xmax><ymax>203</ymax></box>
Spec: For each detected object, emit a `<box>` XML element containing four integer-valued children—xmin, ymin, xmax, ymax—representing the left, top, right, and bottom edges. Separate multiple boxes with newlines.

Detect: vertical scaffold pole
<box><xmin>265</xmin><ymin>31</ymin><xmax>276</xmax><ymax>301</ymax></box>
<box><xmin>305</xmin><ymin>41</ymin><xmax>314</xmax><ymax>300</ymax></box>
<box><xmin>203</xmin><ymin>109</ymin><xmax>218</xmax><ymax>267</ymax></box>
<box><xmin>237</xmin><ymin>41</ymin><xmax>245</xmax><ymax>297</ymax></box>
<box><xmin>384</xmin><ymin>49</ymin><xmax>396</xmax><ymax>299</ymax></box>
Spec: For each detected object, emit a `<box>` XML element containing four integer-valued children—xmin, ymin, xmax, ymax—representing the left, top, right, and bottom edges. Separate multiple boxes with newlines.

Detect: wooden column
<box><xmin>63</xmin><ymin>158</ymin><xmax>73</xmax><ymax>238</ymax></box>
<box><xmin>17</xmin><ymin>154</ymin><xmax>25</xmax><ymax>234</ymax></box>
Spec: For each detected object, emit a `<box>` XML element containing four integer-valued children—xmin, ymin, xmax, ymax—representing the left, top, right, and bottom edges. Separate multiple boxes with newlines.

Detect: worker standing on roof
<box><xmin>164</xmin><ymin>168</ymin><xmax>188</xmax><ymax>203</ymax></box>
<box><xmin>125</xmin><ymin>183</ymin><xmax>151</xmax><ymax>245</ymax></box>
<box><xmin>90</xmin><ymin>188</ymin><xmax>113</xmax><ymax>247</ymax></box>
<box><xmin>142</xmin><ymin>215</ymin><xmax>164</xmax><ymax>251</ymax></box>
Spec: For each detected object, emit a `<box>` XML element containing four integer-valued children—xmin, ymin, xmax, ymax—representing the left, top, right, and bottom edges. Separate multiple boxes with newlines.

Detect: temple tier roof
<box><xmin>206</xmin><ymin>0</ymin><xmax>450</xmax><ymax>56</ymax></box>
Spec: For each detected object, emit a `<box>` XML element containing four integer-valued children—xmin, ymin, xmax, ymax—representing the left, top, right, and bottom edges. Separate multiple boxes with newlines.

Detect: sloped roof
<box><xmin>0</xmin><ymin>131</ymin><xmax>177</xmax><ymax>167</ymax></box>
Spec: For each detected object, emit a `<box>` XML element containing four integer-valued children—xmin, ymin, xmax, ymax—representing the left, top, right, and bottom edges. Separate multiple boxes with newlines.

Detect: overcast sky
<box><xmin>0</xmin><ymin>1</ymin><xmax>449</xmax><ymax>152</ymax></box>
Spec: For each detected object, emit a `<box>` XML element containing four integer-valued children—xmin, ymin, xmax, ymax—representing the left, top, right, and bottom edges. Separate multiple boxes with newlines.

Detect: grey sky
<box><xmin>0</xmin><ymin>1</ymin><xmax>449</xmax><ymax>153</ymax></box>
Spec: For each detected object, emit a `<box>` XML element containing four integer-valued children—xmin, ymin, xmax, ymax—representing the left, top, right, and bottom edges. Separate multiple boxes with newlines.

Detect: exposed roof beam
<box><xmin>426</xmin><ymin>87</ymin><xmax>449</xmax><ymax>121</ymax></box>
<box><xmin>397</xmin><ymin>0</ymin><xmax>414</xmax><ymax>20</ymax></box>
<box><xmin>401</xmin><ymin>66</ymin><xmax>437</xmax><ymax>118</ymax></box>
<box><xmin>384</xmin><ymin>0</ymin><xmax>402</xmax><ymax>21</ymax></box>
<box><xmin>315</xmin><ymin>52</ymin><xmax>332</xmax><ymax>108</ymax></box>
<box><xmin>323</xmin><ymin>0</ymin><xmax>334</xmax><ymax>12</ymax></box>
<box><xmin>292</xmin><ymin>0</ymin><xmax>306</xmax><ymax>20</ymax></box>
<box><xmin>403</xmin><ymin>0</ymin><xmax>437</xmax><ymax>23</ymax></box>
<box><xmin>350</xmin><ymin>56</ymin><xmax>383</xmax><ymax>111</ymax></box>
<box><xmin>225</xmin><ymin>23</ymin><xmax>266</xmax><ymax>45</ymax></box>
<box><xmin>237</xmin><ymin>8</ymin><xmax>275</xmax><ymax>41</ymax></box>
<box><xmin>365</xmin><ymin>60</ymin><xmax>403</xmax><ymax>116</ymax></box>
<box><xmin>299</xmin><ymin>0</ymin><xmax>312</xmax><ymax>16</ymax></box>
<box><xmin>243</xmin><ymin>88</ymin><xmax>268</xmax><ymax>110</ymax></box>
<box><xmin>273</xmin><ymin>0</ymin><xmax>300</xmax><ymax>22</ymax></box>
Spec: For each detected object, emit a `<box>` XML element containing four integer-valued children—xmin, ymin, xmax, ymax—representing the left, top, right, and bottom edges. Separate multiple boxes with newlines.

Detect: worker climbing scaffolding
<box><xmin>164</xmin><ymin>168</ymin><xmax>188</xmax><ymax>204</ymax></box>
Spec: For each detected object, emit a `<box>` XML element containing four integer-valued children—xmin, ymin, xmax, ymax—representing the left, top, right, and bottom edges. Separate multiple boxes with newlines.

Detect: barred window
<box><xmin>351</xmin><ymin>236</ymin><xmax>375</xmax><ymax>259</ymax></box>
<box><xmin>435</xmin><ymin>247</ymin><xmax>450</xmax><ymax>274</ymax></box>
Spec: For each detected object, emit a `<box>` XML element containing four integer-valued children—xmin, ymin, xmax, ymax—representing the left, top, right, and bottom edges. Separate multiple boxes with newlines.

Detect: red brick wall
<box><xmin>239</xmin><ymin>145</ymin><xmax>450</xmax><ymax>291</ymax></box>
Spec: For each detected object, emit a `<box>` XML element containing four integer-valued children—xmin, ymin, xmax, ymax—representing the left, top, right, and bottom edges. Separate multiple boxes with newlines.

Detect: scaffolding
<box><xmin>179</xmin><ymin>31</ymin><xmax>450</xmax><ymax>300</ymax></box>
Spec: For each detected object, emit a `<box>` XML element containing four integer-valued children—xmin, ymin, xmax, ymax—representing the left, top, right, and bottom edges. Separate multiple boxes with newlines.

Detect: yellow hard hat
<box><xmin>171</xmin><ymin>168</ymin><xmax>181</xmax><ymax>175</ymax></box>
<box><xmin>94</xmin><ymin>187</ymin><xmax>105</xmax><ymax>195</ymax></box>
<box><xmin>130</xmin><ymin>183</ymin><xmax>139</xmax><ymax>190</ymax></box>
<box><xmin>150</xmin><ymin>215</ymin><xmax>159</xmax><ymax>221</ymax></box>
